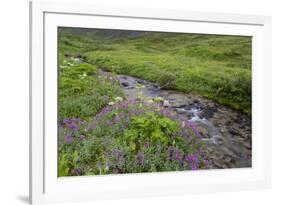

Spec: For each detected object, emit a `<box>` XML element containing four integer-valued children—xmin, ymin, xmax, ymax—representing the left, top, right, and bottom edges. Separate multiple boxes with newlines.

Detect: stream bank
<box><xmin>99</xmin><ymin>70</ymin><xmax>252</xmax><ymax>169</ymax></box>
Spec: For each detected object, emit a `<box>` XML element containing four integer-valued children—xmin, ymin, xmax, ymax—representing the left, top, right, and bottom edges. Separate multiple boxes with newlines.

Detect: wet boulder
<box><xmin>121</xmin><ymin>82</ymin><xmax>130</xmax><ymax>87</ymax></box>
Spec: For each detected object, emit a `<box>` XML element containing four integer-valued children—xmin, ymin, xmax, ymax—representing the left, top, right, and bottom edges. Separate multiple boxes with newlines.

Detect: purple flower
<box><xmin>175</xmin><ymin>149</ymin><xmax>183</xmax><ymax>162</ymax></box>
<box><xmin>63</xmin><ymin>118</ymin><xmax>72</xmax><ymax>124</ymax></box>
<box><xmin>112</xmin><ymin>149</ymin><xmax>122</xmax><ymax>157</ymax></box>
<box><xmin>136</xmin><ymin>152</ymin><xmax>145</xmax><ymax>165</ymax></box>
<box><xmin>118</xmin><ymin>100</ymin><xmax>131</xmax><ymax>109</ymax></box>
<box><xmin>97</xmin><ymin>106</ymin><xmax>112</xmax><ymax>118</ymax></box>
<box><xmin>67</xmin><ymin>123</ymin><xmax>79</xmax><ymax>131</ymax></box>
<box><xmin>64</xmin><ymin>134</ymin><xmax>74</xmax><ymax>144</ymax></box>
<box><xmin>106</xmin><ymin>120</ymin><xmax>113</xmax><ymax>126</ymax></box>
<box><xmin>113</xmin><ymin>115</ymin><xmax>121</xmax><ymax>123</ymax></box>
<box><xmin>144</xmin><ymin>142</ymin><xmax>150</xmax><ymax>148</ymax></box>
<box><xmin>72</xmin><ymin>118</ymin><xmax>83</xmax><ymax>124</ymax></box>
<box><xmin>185</xmin><ymin>153</ymin><xmax>200</xmax><ymax>170</ymax></box>
<box><xmin>160</xmin><ymin>108</ymin><xmax>175</xmax><ymax>119</ymax></box>
<box><xmin>62</xmin><ymin>118</ymin><xmax>81</xmax><ymax>131</ymax></box>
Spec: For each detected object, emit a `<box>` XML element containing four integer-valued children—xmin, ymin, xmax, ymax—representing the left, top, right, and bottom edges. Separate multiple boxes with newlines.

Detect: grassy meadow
<box><xmin>58</xmin><ymin>28</ymin><xmax>251</xmax><ymax>176</ymax></box>
<box><xmin>59</xmin><ymin>28</ymin><xmax>251</xmax><ymax>115</ymax></box>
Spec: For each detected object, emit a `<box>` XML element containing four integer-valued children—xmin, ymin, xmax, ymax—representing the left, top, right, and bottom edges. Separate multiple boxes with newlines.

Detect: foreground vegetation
<box><xmin>59</xmin><ymin>98</ymin><xmax>210</xmax><ymax>176</ymax></box>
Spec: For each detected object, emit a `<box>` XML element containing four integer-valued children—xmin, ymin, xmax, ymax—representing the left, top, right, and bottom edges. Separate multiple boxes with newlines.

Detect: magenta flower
<box><xmin>113</xmin><ymin>115</ymin><xmax>121</xmax><ymax>123</ymax></box>
<box><xmin>144</xmin><ymin>142</ymin><xmax>150</xmax><ymax>148</ymax></box>
<box><xmin>67</xmin><ymin>123</ymin><xmax>79</xmax><ymax>131</ymax></box>
<box><xmin>62</xmin><ymin>118</ymin><xmax>82</xmax><ymax>131</ymax></box>
<box><xmin>64</xmin><ymin>134</ymin><xmax>74</xmax><ymax>144</ymax></box>
<box><xmin>175</xmin><ymin>149</ymin><xmax>183</xmax><ymax>162</ymax></box>
<box><xmin>185</xmin><ymin>153</ymin><xmax>200</xmax><ymax>170</ymax></box>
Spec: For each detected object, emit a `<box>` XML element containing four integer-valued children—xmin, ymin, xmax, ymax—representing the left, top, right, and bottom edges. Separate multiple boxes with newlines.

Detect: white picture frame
<box><xmin>29</xmin><ymin>0</ymin><xmax>272</xmax><ymax>204</ymax></box>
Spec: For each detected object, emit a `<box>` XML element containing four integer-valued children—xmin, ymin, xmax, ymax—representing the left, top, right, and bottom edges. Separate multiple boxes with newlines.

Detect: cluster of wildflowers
<box><xmin>60</xmin><ymin>118</ymin><xmax>86</xmax><ymax>144</ymax></box>
<box><xmin>59</xmin><ymin>97</ymin><xmax>211</xmax><ymax>176</ymax></box>
<box><xmin>108</xmin><ymin>96</ymin><xmax>124</xmax><ymax>106</ymax></box>
<box><xmin>185</xmin><ymin>153</ymin><xmax>200</xmax><ymax>170</ymax></box>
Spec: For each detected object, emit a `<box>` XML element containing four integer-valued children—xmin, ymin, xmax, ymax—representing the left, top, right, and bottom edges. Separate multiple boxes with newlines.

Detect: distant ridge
<box><xmin>58</xmin><ymin>27</ymin><xmax>151</xmax><ymax>39</ymax></box>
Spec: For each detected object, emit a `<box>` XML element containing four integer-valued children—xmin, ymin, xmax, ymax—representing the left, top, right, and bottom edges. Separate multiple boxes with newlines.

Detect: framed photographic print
<box><xmin>29</xmin><ymin>0</ymin><xmax>272</xmax><ymax>204</ymax></box>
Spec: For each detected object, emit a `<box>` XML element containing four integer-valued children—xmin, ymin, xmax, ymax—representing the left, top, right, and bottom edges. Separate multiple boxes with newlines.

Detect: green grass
<box><xmin>58</xmin><ymin>28</ymin><xmax>251</xmax><ymax>115</ymax></box>
<box><xmin>58</xmin><ymin>56</ymin><xmax>124</xmax><ymax>120</ymax></box>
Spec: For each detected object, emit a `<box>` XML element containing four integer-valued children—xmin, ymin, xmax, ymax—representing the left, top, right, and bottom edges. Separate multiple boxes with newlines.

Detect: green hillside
<box><xmin>58</xmin><ymin>28</ymin><xmax>252</xmax><ymax>115</ymax></box>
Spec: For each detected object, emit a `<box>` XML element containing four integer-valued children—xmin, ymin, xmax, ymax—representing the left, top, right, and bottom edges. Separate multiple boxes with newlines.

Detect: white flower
<box><xmin>79</xmin><ymin>72</ymin><xmax>87</xmax><ymax>79</ymax></box>
<box><xmin>181</xmin><ymin>121</ymin><xmax>185</xmax><ymax>128</ymax></box>
<box><xmin>108</xmin><ymin>101</ymin><xmax>115</xmax><ymax>106</ymax></box>
<box><xmin>114</xmin><ymin>96</ymin><xmax>123</xmax><ymax>102</ymax></box>
<box><xmin>163</xmin><ymin>100</ymin><xmax>171</xmax><ymax>107</ymax></box>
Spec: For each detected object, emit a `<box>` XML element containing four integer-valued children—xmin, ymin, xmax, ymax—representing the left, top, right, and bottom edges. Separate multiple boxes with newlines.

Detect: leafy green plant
<box><xmin>58</xmin><ymin>151</ymin><xmax>80</xmax><ymax>177</ymax></box>
<box><xmin>58</xmin><ymin>153</ymin><xmax>70</xmax><ymax>176</ymax></box>
<box><xmin>125</xmin><ymin>112</ymin><xmax>179</xmax><ymax>149</ymax></box>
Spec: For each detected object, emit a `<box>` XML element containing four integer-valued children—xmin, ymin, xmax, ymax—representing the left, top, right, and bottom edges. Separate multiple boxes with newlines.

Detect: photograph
<box><xmin>57</xmin><ymin>27</ymin><xmax>252</xmax><ymax>177</ymax></box>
